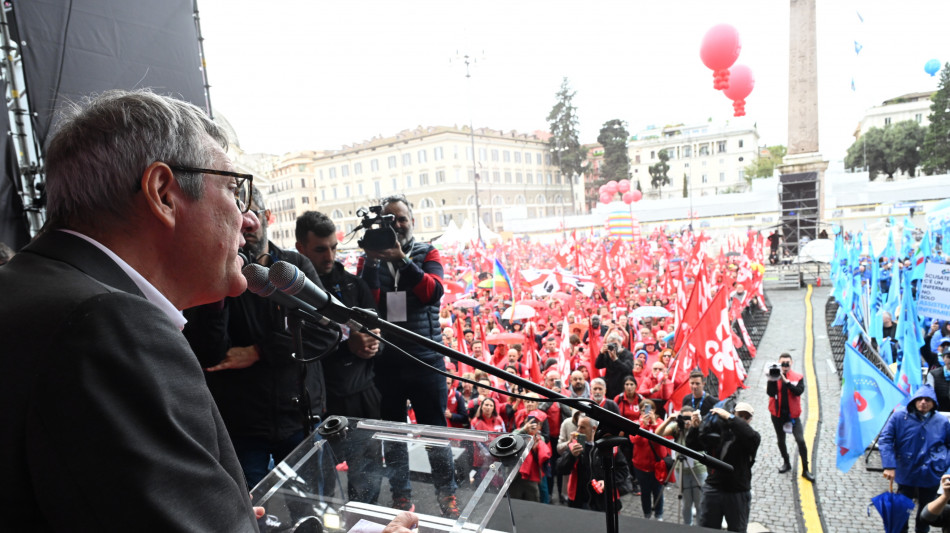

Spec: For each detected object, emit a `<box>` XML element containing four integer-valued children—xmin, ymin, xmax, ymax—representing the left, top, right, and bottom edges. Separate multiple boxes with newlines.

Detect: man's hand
<box><xmin>570</xmin><ymin>441</ymin><xmax>583</xmax><ymax>456</ymax></box>
<box><xmin>383</xmin><ymin>512</ymin><xmax>419</xmax><ymax>533</ymax></box>
<box><xmin>364</xmin><ymin>245</ymin><xmax>406</xmax><ymax>264</ymax></box>
<box><xmin>710</xmin><ymin>407</ymin><xmax>732</xmax><ymax>420</ymax></box>
<box><xmin>347</xmin><ymin>329</ymin><xmax>381</xmax><ymax>359</ymax></box>
<box><xmin>206</xmin><ymin>345</ymin><xmax>260</xmax><ymax>372</ymax></box>
<box><xmin>883</xmin><ymin>468</ymin><xmax>896</xmax><ymax>481</ymax></box>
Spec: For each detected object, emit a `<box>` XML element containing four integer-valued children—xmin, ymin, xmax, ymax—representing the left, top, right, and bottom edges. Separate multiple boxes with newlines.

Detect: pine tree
<box><xmin>596</xmin><ymin>119</ymin><xmax>630</xmax><ymax>183</ymax></box>
<box><xmin>547</xmin><ymin>78</ymin><xmax>586</xmax><ymax>210</ymax></box>
<box><xmin>922</xmin><ymin>62</ymin><xmax>950</xmax><ymax>175</ymax></box>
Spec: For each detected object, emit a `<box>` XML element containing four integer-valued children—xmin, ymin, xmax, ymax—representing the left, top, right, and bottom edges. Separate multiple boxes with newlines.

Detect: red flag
<box><xmin>670</xmin><ymin>377</ymin><xmax>692</xmax><ymax>411</ymax></box>
<box><xmin>685</xmin><ymin>288</ymin><xmax>747</xmax><ymax>399</ymax></box>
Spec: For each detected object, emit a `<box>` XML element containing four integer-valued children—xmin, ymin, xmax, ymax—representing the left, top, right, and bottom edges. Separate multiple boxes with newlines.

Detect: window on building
<box><xmin>650</xmin><ymin>151</ymin><xmax>655</xmax><ymax>159</ymax></box>
<box><xmin>424</xmin><ymin>216</ymin><xmax>433</xmax><ymax>228</ymax></box>
<box><xmin>374</xmin><ymin>181</ymin><xmax>381</xmax><ymax>197</ymax></box>
<box><xmin>402</xmin><ymin>153</ymin><xmax>412</xmax><ymax>166</ymax></box>
<box><xmin>556</xmin><ymin>172</ymin><xmax>562</xmax><ymax>184</ymax></box>
<box><xmin>406</xmin><ymin>175</ymin><xmax>412</xmax><ymax>188</ymax></box>
<box><xmin>318</xmin><ymin>169</ymin><xmax>324</xmax><ymax>181</ymax></box>
<box><xmin>321</xmin><ymin>189</ymin><xmax>326</xmax><ymax>201</ymax></box>
<box><xmin>699</xmin><ymin>144</ymin><xmax>709</xmax><ymax>156</ymax></box>
<box><xmin>494</xmin><ymin>212</ymin><xmax>503</xmax><ymax>223</ymax></box>
<box><xmin>515</xmin><ymin>172</ymin><xmax>522</xmax><ymax>183</ymax></box>
<box><xmin>300</xmin><ymin>178</ymin><xmax>306</xmax><ymax>188</ymax></box>
<box><xmin>479</xmin><ymin>148</ymin><xmax>488</xmax><ymax>161</ymax></box>
<box><xmin>536</xmin><ymin>153</ymin><xmax>542</xmax><ymax>165</ymax></box>
<box><xmin>371</xmin><ymin>159</ymin><xmax>379</xmax><ymax>172</ymax></box>
<box><xmin>514</xmin><ymin>152</ymin><xmax>522</xmax><ymax>163</ymax></box>
<box><xmin>545</xmin><ymin>154</ymin><xmax>552</xmax><ymax>165</ymax></box>
<box><xmin>682</xmin><ymin>145</ymin><xmax>692</xmax><ymax>157</ymax></box>
<box><xmin>546</xmin><ymin>173</ymin><xmax>553</xmax><ymax>185</ymax></box>
<box><xmin>358</xmin><ymin>183</ymin><xmax>363</xmax><ymax>195</ymax></box>
<box><xmin>466</xmin><ymin>146</ymin><xmax>473</xmax><ymax>160</ymax></box>
<box><xmin>388</xmin><ymin>156</ymin><xmax>397</xmax><ymax>169</ymax></box>
<box><xmin>738</xmin><ymin>140</ymin><xmax>744</xmax><ymax>148</ymax></box>
<box><xmin>468</xmin><ymin>170</ymin><xmax>475</xmax><ymax>181</ymax></box>
<box><xmin>328</xmin><ymin>167</ymin><xmax>337</xmax><ymax>179</ymax></box>
<box><xmin>492</xmin><ymin>171</ymin><xmax>500</xmax><ymax>183</ymax></box>
<box><xmin>436</xmin><ymin>170</ymin><xmax>445</xmax><ymax>183</ymax></box>
<box><xmin>526</xmin><ymin>172</ymin><xmax>533</xmax><ymax>184</ymax></box>
<box><xmin>916</xmin><ymin>113</ymin><xmax>923</xmax><ymax>123</ymax></box>
<box><xmin>516</xmin><ymin>195</ymin><xmax>525</xmax><ymax>205</ymax></box>
<box><xmin>354</xmin><ymin>162</ymin><xmax>363</xmax><ymax>174</ymax></box>
<box><xmin>419</xmin><ymin>198</ymin><xmax>435</xmax><ymax>208</ymax></box>
<box><xmin>884</xmin><ymin>117</ymin><xmax>892</xmax><ymax>126</ymax></box>
<box><xmin>701</xmin><ymin>174</ymin><xmax>708</xmax><ymax>184</ymax></box>
<box><xmin>738</xmin><ymin>169</ymin><xmax>745</xmax><ymax>182</ymax></box>
<box><xmin>302</xmin><ymin>196</ymin><xmax>309</xmax><ymax>204</ymax></box>
<box><xmin>341</xmin><ymin>165</ymin><xmax>349</xmax><ymax>177</ymax></box>
<box><xmin>434</xmin><ymin>146</ymin><xmax>444</xmax><ymax>160</ymax></box>
<box><xmin>666</xmin><ymin>148</ymin><xmax>675</xmax><ymax>160</ymax></box>
<box><xmin>504</xmin><ymin>172</ymin><xmax>512</xmax><ymax>183</ymax></box>
<box><xmin>503</xmin><ymin>150</ymin><xmax>511</xmax><ymax>162</ymax></box>
<box><xmin>491</xmin><ymin>149</ymin><xmax>499</xmax><ymax>161</ymax></box>
<box><xmin>392</xmin><ymin>178</ymin><xmax>397</xmax><ymax>191</ymax></box>
<box><xmin>417</xmin><ymin>149</ymin><xmax>427</xmax><ymax>163</ymax></box>
<box><xmin>717</xmin><ymin>141</ymin><xmax>727</xmax><ymax>153</ymax></box>
<box><xmin>719</xmin><ymin>172</ymin><xmax>725</xmax><ymax>182</ymax></box>
<box><xmin>419</xmin><ymin>173</ymin><xmax>429</xmax><ymax>185</ymax></box>
<box><xmin>345</xmin><ymin>185</ymin><xmax>350</xmax><ymax>197</ymax></box>
<box><xmin>635</xmin><ymin>154</ymin><xmax>641</xmax><ymax>164</ymax></box>
<box><xmin>333</xmin><ymin>187</ymin><xmax>338</xmax><ymax>199</ymax></box>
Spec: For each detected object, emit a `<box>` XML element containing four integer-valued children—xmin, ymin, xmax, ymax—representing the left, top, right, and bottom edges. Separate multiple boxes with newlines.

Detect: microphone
<box><xmin>268</xmin><ymin>261</ymin><xmax>365</xmax><ymax>332</ymax></box>
<box><xmin>242</xmin><ymin>263</ymin><xmax>333</xmax><ymax>327</ymax></box>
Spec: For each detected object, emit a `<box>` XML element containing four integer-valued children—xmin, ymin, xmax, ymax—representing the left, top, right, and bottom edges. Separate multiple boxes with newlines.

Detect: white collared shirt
<box><xmin>60</xmin><ymin>230</ymin><xmax>187</xmax><ymax>330</ymax></box>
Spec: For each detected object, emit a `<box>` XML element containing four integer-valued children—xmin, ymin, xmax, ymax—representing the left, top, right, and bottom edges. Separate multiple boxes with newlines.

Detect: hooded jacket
<box><xmin>879</xmin><ymin>385</ymin><xmax>950</xmax><ymax>487</ymax></box>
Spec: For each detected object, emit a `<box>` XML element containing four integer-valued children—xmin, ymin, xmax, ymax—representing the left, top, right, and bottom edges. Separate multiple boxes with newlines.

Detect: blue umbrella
<box><xmin>869</xmin><ymin>486</ymin><xmax>915</xmax><ymax>533</ymax></box>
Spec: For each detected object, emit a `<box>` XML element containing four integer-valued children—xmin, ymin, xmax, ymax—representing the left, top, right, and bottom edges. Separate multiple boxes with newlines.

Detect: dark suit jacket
<box><xmin>0</xmin><ymin>231</ymin><xmax>258</xmax><ymax>531</ymax></box>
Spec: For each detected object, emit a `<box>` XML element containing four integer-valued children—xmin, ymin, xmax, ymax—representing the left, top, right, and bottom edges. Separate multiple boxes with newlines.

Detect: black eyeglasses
<box><xmin>169</xmin><ymin>165</ymin><xmax>253</xmax><ymax>213</ymax></box>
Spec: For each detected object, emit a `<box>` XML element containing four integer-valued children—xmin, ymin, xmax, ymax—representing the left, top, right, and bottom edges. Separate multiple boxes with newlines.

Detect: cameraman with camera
<box><xmin>688</xmin><ymin>401</ymin><xmax>760</xmax><ymax>532</ymax></box>
<box><xmin>595</xmin><ymin>333</ymin><xmax>635</xmax><ymax>400</ymax></box>
<box><xmin>657</xmin><ymin>406</ymin><xmax>706</xmax><ymax>526</ymax></box>
<box><xmin>358</xmin><ymin>195</ymin><xmax>459</xmax><ymax>518</ymax></box>
<box><xmin>766</xmin><ymin>353</ymin><xmax>815</xmax><ymax>482</ymax></box>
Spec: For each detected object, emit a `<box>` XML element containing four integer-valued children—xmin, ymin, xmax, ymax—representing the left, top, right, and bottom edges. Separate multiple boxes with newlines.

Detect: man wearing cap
<box><xmin>926</xmin><ymin>342</ymin><xmax>950</xmax><ymax>411</ymax></box>
<box><xmin>509</xmin><ymin>411</ymin><xmax>552</xmax><ymax>502</ymax></box>
<box><xmin>690</xmin><ymin>402</ymin><xmax>760</xmax><ymax>532</ymax></box>
<box><xmin>766</xmin><ymin>353</ymin><xmax>815</xmax><ymax>481</ymax></box>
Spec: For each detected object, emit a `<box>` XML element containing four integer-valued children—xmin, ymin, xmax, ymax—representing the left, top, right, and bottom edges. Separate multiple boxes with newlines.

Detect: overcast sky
<box><xmin>197</xmin><ymin>0</ymin><xmax>949</xmax><ymax>163</ymax></box>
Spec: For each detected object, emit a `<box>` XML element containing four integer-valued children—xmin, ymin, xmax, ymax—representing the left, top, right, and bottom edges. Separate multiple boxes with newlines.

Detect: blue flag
<box><xmin>881</xmin><ymin>230</ymin><xmax>896</xmax><ymax>260</ymax></box>
<box><xmin>894</xmin><ymin>273</ymin><xmax>923</xmax><ymax>396</ymax></box>
<box><xmin>836</xmin><ymin>344</ymin><xmax>907</xmax><ymax>472</ymax></box>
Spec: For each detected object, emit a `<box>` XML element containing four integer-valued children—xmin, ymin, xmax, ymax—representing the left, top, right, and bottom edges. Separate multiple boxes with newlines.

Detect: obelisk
<box><xmin>778</xmin><ymin>0</ymin><xmax>827</xmax><ymax>249</ymax></box>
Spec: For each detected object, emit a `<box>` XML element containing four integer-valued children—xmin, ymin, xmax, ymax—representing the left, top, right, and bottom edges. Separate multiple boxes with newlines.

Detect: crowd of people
<box><xmin>0</xmin><ymin>90</ymin><xmax>787</xmax><ymax>531</ymax></box>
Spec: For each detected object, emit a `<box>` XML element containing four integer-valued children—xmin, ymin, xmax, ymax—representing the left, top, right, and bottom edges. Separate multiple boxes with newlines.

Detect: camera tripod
<box><xmin>656</xmin><ymin>450</ymin><xmax>706</xmax><ymax>525</ymax></box>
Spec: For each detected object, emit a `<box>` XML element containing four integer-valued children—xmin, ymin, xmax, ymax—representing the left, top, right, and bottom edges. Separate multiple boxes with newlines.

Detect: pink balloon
<box><xmin>700</xmin><ymin>24</ymin><xmax>741</xmax><ymax>89</ymax></box>
<box><xmin>598</xmin><ymin>184</ymin><xmax>607</xmax><ymax>194</ymax></box>
<box><xmin>722</xmin><ymin>64</ymin><xmax>754</xmax><ymax>117</ymax></box>
<box><xmin>723</xmin><ymin>64</ymin><xmax>754</xmax><ymax>101</ymax></box>
<box><xmin>622</xmin><ymin>191</ymin><xmax>635</xmax><ymax>204</ymax></box>
<box><xmin>632</xmin><ymin>190</ymin><xmax>643</xmax><ymax>202</ymax></box>
<box><xmin>618</xmin><ymin>179</ymin><xmax>631</xmax><ymax>193</ymax></box>
<box><xmin>599</xmin><ymin>191</ymin><xmax>614</xmax><ymax>204</ymax></box>
<box><xmin>604</xmin><ymin>180</ymin><xmax>619</xmax><ymax>194</ymax></box>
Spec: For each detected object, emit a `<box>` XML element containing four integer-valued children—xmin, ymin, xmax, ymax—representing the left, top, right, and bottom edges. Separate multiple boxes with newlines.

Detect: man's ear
<box><xmin>141</xmin><ymin>162</ymin><xmax>179</xmax><ymax>229</ymax></box>
<box><xmin>295</xmin><ymin>241</ymin><xmax>305</xmax><ymax>255</ymax></box>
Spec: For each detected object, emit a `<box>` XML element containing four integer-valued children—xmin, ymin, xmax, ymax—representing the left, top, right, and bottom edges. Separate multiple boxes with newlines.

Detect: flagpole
<box><xmin>846</xmin><ymin>309</ymin><xmax>892</xmax><ymax>379</ymax></box>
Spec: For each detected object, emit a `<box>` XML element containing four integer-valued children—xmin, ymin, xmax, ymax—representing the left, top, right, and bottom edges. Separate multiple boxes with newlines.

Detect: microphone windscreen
<box><xmin>242</xmin><ymin>263</ymin><xmax>275</xmax><ymax>296</ymax></box>
<box><xmin>269</xmin><ymin>261</ymin><xmax>307</xmax><ymax>296</ymax></box>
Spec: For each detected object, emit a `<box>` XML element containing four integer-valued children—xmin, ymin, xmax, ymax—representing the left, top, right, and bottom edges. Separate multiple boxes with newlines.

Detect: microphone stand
<box><xmin>320</xmin><ymin>304</ymin><xmax>733</xmax><ymax>533</ymax></box>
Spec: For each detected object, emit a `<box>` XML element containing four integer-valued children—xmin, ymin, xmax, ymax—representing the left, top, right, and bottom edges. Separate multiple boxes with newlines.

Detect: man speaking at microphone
<box><xmin>184</xmin><ymin>186</ymin><xmax>338</xmax><ymax>489</ymax></box>
<box><xmin>359</xmin><ymin>194</ymin><xmax>460</xmax><ymax>518</ymax></box>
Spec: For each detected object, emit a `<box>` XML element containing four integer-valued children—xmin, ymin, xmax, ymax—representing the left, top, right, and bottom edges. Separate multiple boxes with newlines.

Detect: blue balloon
<box><xmin>925</xmin><ymin>59</ymin><xmax>940</xmax><ymax>77</ymax></box>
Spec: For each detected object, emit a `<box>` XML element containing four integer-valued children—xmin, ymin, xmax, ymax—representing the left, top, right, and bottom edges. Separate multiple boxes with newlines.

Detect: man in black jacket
<box><xmin>595</xmin><ymin>333</ymin><xmax>635</xmax><ymax>400</ymax></box>
<box><xmin>689</xmin><ymin>401</ymin><xmax>760</xmax><ymax>532</ymax></box>
<box><xmin>360</xmin><ymin>195</ymin><xmax>459</xmax><ymax>517</ymax></box>
<box><xmin>185</xmin><ymin>188</ymin><xmax>338</xmax><ymax>489</ymax></box>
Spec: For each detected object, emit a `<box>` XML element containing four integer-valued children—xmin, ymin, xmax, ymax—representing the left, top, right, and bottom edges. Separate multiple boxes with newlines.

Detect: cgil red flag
<box><xmin>684</xmin><ymin>287</ymin><xmax>748</xmax><ymax>399</ymax></box>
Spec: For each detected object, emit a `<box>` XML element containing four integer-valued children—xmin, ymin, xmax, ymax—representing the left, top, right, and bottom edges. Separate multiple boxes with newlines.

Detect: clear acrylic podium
<box><xmin>251</xmin><ymin>416</ymin><xmax>531</xmax><ymax>533</ymax></box>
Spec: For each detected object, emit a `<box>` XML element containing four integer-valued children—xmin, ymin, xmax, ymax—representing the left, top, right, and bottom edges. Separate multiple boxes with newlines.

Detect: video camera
<box><xmin>697</xmin><ymin>397</ymin><xmax>737</xmax><ymax>455</ymax></box>
<box><xmin>356</xmin><ymin>206</ymin><xmax>398</xmax><ymax>252</ymax></box>
<box><xmin>767</xmin><ymin>364</ymin><xmax>782</xmax><ymax>381</ymax></box>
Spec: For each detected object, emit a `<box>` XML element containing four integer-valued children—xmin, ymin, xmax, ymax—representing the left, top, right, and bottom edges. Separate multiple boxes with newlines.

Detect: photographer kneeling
<box><xmin>687</xmin><ymin>401</ymin><xmax>761</xmax><ymax>532</ymax></box>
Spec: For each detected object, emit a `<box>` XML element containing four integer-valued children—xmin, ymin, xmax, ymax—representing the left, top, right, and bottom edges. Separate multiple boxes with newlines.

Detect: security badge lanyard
<box><xmin>386</xmin><ymin>261</ymin><xmax>409</xmax><ymax>322</ymax></box>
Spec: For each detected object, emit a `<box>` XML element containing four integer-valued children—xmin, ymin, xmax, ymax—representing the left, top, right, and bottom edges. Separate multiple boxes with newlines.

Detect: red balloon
<box><xmin>700</xmin><ymin>24</ymin><xmax>741</xmax><ymax>90</ymax></box>
<box><xmin>336</xmin><ymin>230</ymin><xmax>345</xmax><ymax>241</ymax></box>
<box><xmin>599</xmin><ymin>191</ymin><xmax>614</xmax><ymax>204</ymax></box>
<box><xmin>618</xmin><ymin>179</ymin><xmax>631</xmax><ymax>193</ymax></box>
<box><xmin>722</xmin><ymin>64</ymin><xmax>754</xmax><ymax>117</ymax></box>
<box><xmin>604</xmin><ymin>180</ymin><xmax>619</xmax><ymax>194</ymax></box>
<box><xmin>632</xmin><ymin>190</ymin><xmax>643</xmax><ymax>202</ymax></box>
<box><xmin>622</xmin><ymin>191</ymin><xmax>635</xmax><ymax>204</ymax></box>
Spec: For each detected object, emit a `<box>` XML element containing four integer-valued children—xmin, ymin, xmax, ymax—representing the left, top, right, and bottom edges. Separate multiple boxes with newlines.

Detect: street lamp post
<box><xmin>459</xmin><ymin>53</ymin><xmax>483</xmax><ymax>243</ymax></box>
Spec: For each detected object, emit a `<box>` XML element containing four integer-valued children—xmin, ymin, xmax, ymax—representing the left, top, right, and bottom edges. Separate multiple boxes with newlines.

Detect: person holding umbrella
<box><xmin>880</xmin><ymin>384</ymin><xmax>950</xmax><ymax>533</ymax></box>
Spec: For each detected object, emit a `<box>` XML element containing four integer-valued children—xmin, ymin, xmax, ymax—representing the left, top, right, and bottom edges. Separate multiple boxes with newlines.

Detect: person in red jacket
<box><xmin>766</xmin><ymin>353</ymin><xmax>814</xmax><ymax>482</ymax></box>
<box><xmin>638</xmin><ymin>362</ymin><xmax>675</xmax><ymax>418</ymax></box>
<box><xmin>508</xmin><ymin>413</ymin><xmax>552</xmax><ymax>502</ymax></box>
<box><xmin>630</xmin><ymin>400</ymin><xmax>672</xmax><ymax>520</ymax></box>
<box><xmin>470</xmin><ymin>397</ymin><xmax>506</xmax><ymax>433</ymax></box>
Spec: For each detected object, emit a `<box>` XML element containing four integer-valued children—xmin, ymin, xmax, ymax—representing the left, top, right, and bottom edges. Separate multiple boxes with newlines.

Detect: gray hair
<box><xmin>45</xmin><ymin>89</ymin><xmax>227</xmax><ymax>230</ymax></box>
<box><xmin>591</xmin><ymin>377</ymin><xmax>607</xmax><ymax>389</ymax></box>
